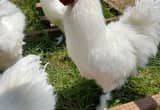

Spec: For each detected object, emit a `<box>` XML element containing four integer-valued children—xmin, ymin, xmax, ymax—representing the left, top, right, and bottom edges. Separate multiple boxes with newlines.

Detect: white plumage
<box><xmin>0</xmin><ymin>0</ymin><xmax>25</xmax><ymax>71</ymax></box>
<box><xmin>60</xmin><ymin>0</ymin><xmax>160</xmax><ymax>109</ymax></box>
<box><xmin>0</xmin><ymin>55</ymin><xmax>56</xmax><ymax>110</ymax></box>
<box><xmin>40</xmin><ymin>0</ymin><xmax>67</xmax><ymax>31</ymax></box>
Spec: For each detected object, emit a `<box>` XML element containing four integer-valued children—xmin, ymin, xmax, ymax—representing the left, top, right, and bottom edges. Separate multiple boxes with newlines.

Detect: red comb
<box><xmin>60</xmin><ymin>0</ymin><xmax>74</xmax><ymax>6</ymax></box>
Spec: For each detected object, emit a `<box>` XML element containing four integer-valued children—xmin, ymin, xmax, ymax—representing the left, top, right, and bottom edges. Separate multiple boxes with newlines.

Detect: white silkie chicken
<box><xmin>40</xmin><ymin>0</ymin><xmax>67</xmax><ymax>45</ymax></box>
<box><xmin>59</xmin><ymin>0</ymin><xmax>160</xmax><ymax>109</ymax></box>
<box><xmin>40</xmin><ymin>0</ymin><xmax>67</xmax><ymax>31</ymax></box>
<box><xmin>0</xmin><ymin>0</ymin><xmax>25</xmax><ymax>71</ymax></box>
<box><xmin>0</xmin><ymin>55</ymin><xmax>56</xmax><ymax>110</ymax></box>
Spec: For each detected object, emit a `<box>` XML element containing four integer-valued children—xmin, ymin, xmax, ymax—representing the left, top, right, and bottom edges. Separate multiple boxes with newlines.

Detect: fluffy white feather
<box><xmin>0</xmin><ymin>55</ymin><xmax>56</xmax><ymax>110</ymax></box>
<box><xmin>0</xmin><ymin>0</ymin><xmax>25</xmax><ymax>70</ymax></box>
<box><xmin>61</xmin><ymin>0</ymin><xmax>160</xmax><ymax>109</ymax></box>
<box><xmin>40</xmin><ymin>0</ymin><xmax>67</xmax><ymax>31</ymax></box>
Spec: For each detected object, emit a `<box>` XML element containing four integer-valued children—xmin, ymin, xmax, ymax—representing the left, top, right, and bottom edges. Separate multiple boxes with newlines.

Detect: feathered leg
<box><xmin>96</xmin><ymin>91</ymin><xmax>111</xmax><ymax>110</ymax></box>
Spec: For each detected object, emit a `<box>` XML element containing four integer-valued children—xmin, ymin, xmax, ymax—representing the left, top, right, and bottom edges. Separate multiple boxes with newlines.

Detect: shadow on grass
<box><xmin>56</xmin><ymin>79</ymin><xmax>102</xmax><ymax>110</ymax></box>
<box><xmin>55</xmin><ymin>78</ymin><xmax>145</xmax><ymax>110</ymax></box>
<box><xmin>24</xmin><ymin>32</ymin><xmax>64</xmax><ymax>55</ymax></box>
<box><xmin>109</xmin><ymin>82</ymin><xmax>145</xmax><ymax>107</ymax></box>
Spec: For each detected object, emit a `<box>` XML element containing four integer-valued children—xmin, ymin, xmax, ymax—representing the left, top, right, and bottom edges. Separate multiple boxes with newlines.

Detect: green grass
<box><xmin>11</xmin><ymin>0</ymin><xmax>160</xmax><ymax>110</ymax></box>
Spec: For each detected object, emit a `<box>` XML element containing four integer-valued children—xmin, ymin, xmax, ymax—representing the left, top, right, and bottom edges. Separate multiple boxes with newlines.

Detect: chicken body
<box><xmin>62</xmin><ymin>0</ymin><xmax>160</xmax><ymax>109</ymax></box>
<box><xmin>40</xmin><ymin>0</ymin><xmax>67</xmax><ymax>31</ymax></box>
<box><xmin>0</xmin><ymin>55</ymin><xmax>56</xmax><ymax>110</ymax></box>
<box><xmin>0</xmin><ymin>0</ymin><xmax>25</xmax><ymax>71</ymax></box>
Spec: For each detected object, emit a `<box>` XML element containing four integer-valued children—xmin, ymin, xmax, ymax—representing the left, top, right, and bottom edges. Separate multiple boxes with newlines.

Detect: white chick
<box><xmin>59</xmin><ymin>0</ymin><xmax>160</xmax><ymax>109</ymax></box>
<box><xmin>0</xmin><ymin>55</ymin><xmax>56</xmax><ymax>110</ymax></box>
<box><xmin>0</xmin><ymin>0</ymin><xmax>25</xmax><ymax>71</ymax></box>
